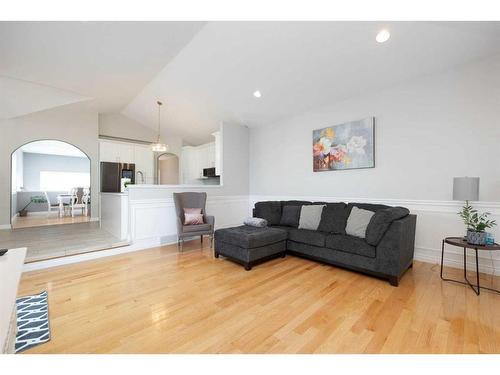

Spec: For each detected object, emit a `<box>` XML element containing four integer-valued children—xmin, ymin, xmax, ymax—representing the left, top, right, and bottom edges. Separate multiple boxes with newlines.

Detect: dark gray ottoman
<box><xmin>214</xmin><ymin>225</ymin><xmax>287</xmax><ymax>270</ymax></box>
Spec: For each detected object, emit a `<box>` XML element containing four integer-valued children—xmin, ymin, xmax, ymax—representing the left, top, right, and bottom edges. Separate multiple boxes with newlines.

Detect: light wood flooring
<box><xmin>18</xmin><ymin>241</ymin><xmax>500</xmax><ymax>354</ymax></box>
<box><xmin>0</xmin><ymin>222</ymin><xmax>128</xmax><ymax>262</ymax></box>
<box><xmin>11</xmin><ymin>213</ymin><xmax>91</xmax><ymax>229</ymax></box>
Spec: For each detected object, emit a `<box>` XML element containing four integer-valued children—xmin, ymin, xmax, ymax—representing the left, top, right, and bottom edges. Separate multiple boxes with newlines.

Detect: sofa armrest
<box><xmin>205</xmin><ymin>215</ymin><xmax>215</xmax><ymax>231</ymax></box>
<box><xmin>375</xmin><ymin>214</ymin><xmax>417</xmax><ymax>277</ymax></box>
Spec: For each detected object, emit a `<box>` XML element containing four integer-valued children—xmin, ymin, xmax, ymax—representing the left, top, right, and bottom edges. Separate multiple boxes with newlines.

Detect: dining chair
<box><xmin>44</xmin><ymin>191</ymin><xmax>66</xmax><ymax>217</ymax></box>
<box><xmin>70</xmin><ymin>187</ymin><xmax>88</xmax><ymax>217</ymax></box>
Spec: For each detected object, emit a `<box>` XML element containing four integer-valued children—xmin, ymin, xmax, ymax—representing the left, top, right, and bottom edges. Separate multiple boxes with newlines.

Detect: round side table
<box><xmin>441</xmin><ymin>237</ymin><xmax>500</xmax><ymax>295</ymax></box>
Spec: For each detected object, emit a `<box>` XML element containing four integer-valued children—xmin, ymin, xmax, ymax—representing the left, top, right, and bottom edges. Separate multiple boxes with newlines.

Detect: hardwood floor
<box><xmin>18</xmin><ymin>240</ymin><xmax>500</xmax><ymax>354</ymax></box>
<box><xmin>12</xmin><ymin>213</ymin><xmax>90</xmax><ymax>229</ymax></box>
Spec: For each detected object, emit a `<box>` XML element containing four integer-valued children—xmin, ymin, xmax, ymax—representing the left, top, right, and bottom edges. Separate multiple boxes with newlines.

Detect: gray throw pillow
<box><xmin>280</xmin><ymin>205</ymin><xmax>301</xmax><ymax>227</ymax></box>
<box><xmin>244</xmin><ymin>217</ymin><xmax>268</xmax><ymax>228</ymax></box>
<box><xmin>345</xmin><ymin>206</ymin><xmax>374</xmax><ymax>238</ymax></box>
<box><xmin>365</xmin><ymin>207</ymin><xmax>410</xmax><ymax>245</ymax></box>
<box><xmin>298</xmin><ymin>205</ymin><xmax>325</xmax><ymax>230</ymax></box>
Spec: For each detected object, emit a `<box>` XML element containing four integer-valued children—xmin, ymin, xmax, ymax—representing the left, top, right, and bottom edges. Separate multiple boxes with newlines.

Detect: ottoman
<box><xmin>214</xmin><ymin>225</ymin><xmax>288</xmax><ymax>270</ymax></box>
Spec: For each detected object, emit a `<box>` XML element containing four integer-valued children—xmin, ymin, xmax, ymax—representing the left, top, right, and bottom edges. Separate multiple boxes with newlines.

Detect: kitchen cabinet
<box><xmin>99</xmin><ymin>140</ymin><xmax>154</xmax><ymax>184</ymax></box>
<box><xmin>212</xmin><ymin>131</ymin><xmax>221</xmax><ymax>175</ymax></box>
<box><xmin>133</xmin><ymin>145</ymin><xmax>154</xmax><ymax>184</ymax></box>
<box><xmin>99</xmin><ymin>140</ymin><xmax>134</xmax><ymax>163</ymax></box>
<box><xmin>181</xmin><ymin>140</ymin><xmax>219</xmax><ymax>184</ymax></box>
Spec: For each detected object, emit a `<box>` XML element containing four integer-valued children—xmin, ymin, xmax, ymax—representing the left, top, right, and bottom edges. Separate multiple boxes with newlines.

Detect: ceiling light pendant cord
<box><xmin>157</xmin><ymin>100</ymin><xmax>162</xmax><ymax>143</ymax></box>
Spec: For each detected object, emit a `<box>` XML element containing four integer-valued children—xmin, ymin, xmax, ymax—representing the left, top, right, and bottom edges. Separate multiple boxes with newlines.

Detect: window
<box><xmin>39</xmin><ymin>171</ymin><xmax>90</xmax><ymax>191</ymax></box>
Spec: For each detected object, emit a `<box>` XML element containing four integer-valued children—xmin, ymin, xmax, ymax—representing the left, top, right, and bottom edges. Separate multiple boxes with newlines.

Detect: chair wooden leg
<box><xmin>201</xmin><ymin>235</ymin><xmax>203</xmax><ymax>244</ymax></box>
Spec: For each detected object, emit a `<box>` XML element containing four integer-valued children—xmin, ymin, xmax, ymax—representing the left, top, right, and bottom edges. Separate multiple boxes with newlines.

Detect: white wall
<box><xmin>22</xmin><ymin>152</ymin><xmax>90</xmax><ymax>191</ymax></box>
<box><xmin>250</xmin><ymin>55</ymin><xmax>500</xmax><ymax>201</ymax></box>
<box><xmin>99</xmin><ymin>113</ymin><xmax>157</xmax><ymax>142</ymax></box>
<box><xmin>249</xmin><ymin>55</ymin><xmax>500</xmax><ymax>274</ymax></box>
<box><xmin>0</xmin><ymin>104</ymin><xmax>99</xmax><ymax>225</ymax></box>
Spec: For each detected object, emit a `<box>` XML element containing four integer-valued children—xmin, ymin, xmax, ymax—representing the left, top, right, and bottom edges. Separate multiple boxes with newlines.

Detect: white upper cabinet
<box><xmin>99</xmin><ymin>140</ymin><xmax>134</xmax><ymax>164</ymax></box>
<box><xmin>134</xmin><ymin>145</ymin><xmax>154</xmax><ymax>184</ymax></box>
<box><xmin>99</xmin><ymin>140</ymin><xmax>154</xmax><ymax>184</ymax></box>
<box><xmin>212</xmin><ymin>131</ymin><xmax>221</xmax><ymax>175</ymax></box>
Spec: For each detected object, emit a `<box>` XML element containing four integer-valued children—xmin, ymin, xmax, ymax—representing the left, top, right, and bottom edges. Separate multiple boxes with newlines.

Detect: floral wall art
<box><xmin>313</xmin><ymin>117</ymin><xmax>375</xmax><ymax>171</ymax></box>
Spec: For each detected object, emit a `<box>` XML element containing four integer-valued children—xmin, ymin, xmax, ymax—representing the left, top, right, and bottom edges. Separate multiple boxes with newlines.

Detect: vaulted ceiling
<box><xmin>2</xmin><ymin>21</ymin><xmax>500</xmax><ymax>145</ymax></box>
<box><xmin>0</xmin><ymin>21</ymin><xmax>205</xmax><ymax>117</ymax></box>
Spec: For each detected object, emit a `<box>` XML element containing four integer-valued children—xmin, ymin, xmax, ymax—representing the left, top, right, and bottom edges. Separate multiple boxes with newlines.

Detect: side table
<box><xmin>440</xmin><ymin>237</ymin><xmax>500</xmax><ymax>295</ymax></box>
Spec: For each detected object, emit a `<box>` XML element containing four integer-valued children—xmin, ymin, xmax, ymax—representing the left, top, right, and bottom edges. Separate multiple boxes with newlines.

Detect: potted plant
<box><xmin>18</xmin><ymin>195</ymin><xmax>47</xmax><ymax>217</ymax></box>
<box><xmin>458</xmin><ymin>202</ymin><xmax>497</xmax><ymax>245</ymax></box>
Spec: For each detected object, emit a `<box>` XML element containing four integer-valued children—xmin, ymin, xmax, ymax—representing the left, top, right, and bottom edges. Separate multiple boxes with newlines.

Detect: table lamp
<box><xmin>453</xmin><ymin>177</ymin><xmax>479</xmax><ymax>204</ymax></box>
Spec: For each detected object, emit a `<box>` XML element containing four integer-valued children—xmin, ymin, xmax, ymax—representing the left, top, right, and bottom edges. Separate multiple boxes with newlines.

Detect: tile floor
<box><xmin>0</xmin><ymin>222</ymin><xmax>129</xmax><ymax>262</ymax></box>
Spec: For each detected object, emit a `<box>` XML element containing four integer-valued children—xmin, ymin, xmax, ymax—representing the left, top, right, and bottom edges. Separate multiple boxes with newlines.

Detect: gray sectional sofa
<box><xmin>214</xmin><ymin>200</ymin><xmax>416</xmax><ymax>286</ymax></box>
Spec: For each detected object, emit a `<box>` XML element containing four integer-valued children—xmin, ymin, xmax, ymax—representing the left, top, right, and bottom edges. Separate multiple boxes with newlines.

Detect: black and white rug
<box><xmin>15</xmin><ymin>291</ymin><xmax>51</xmax><ymax>353</ymax></box>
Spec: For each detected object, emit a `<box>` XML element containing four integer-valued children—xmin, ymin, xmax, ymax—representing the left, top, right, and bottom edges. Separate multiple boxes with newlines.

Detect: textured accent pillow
<box><xmin>345</xmin><ymin>206</ymin><xmax>374</xmax><ymax>238</ymax></box>
<box><xmin>280</xmin><ymin>205</ymin><xmax>301</xmax><ymax>227</ymax></box>
<box><xmin>298</xmin><ymin>205</ymin><xmax>325</xmax><ymax>230</ymax></box>
<box><xmin>365</xmin><ymin>207</ymin><xmax>410</xmax><ymax>245</ymax></box>
<box><xmin>244</xmin><ymin>217</ymin><xmax>268</xmax><ymax>227</ymax></box>
<box><xmin>254</xmin><ymin>201</ymin><xmax>282</xmax><ymax>225</ymax></box>
<box><xmin>184</xmin><ymin>208</ymin><xmax>204</xmax><ymax>225</ymax></box>
<box><xmin>317</xmin><ymin>202</ymin><xmax>348</xmax><ymax>234</ymax></box>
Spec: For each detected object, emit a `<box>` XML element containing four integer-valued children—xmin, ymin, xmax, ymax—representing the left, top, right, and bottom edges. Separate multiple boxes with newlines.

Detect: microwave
<box><xmin>203</xmin><ymin>167</ymin><xmax>218</xmax><ymax>177</ymax></box>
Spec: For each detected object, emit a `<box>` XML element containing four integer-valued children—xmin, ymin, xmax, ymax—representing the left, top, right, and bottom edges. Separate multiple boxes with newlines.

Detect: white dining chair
<box><xmin>70</xmin><ymin>187</ymin><xmax>89</xmax><ymax>217</ymax></box>
<box><xmin>44</xmin><ymin>191</ymin><xmax>65</xmax><ymax>217</ymax></box>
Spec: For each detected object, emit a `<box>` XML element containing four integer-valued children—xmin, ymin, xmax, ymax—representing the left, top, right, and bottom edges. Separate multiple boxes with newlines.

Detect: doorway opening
<box><xmin>156</xmin><ymin>153</ymin><xmax>180</xmax><ymax>184</ymax></box>
<box><xmin>10</xmin><ymin>140</ymin><xmax>91</xmax><ymax>229</ymax></box>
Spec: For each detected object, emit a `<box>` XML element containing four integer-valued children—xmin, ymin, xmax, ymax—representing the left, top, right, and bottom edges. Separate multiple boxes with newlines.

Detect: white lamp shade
<box><xmin>453</xmin><ymin>177</ymin><xmax>479</xmax><ymax>201</ymax></box>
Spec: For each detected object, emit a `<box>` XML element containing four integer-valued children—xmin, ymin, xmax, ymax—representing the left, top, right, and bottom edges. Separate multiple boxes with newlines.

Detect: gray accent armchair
<box><xmin>173</xmin><ymin>192</ymin><xmax>215</xmax><ymax>251</ymax></box>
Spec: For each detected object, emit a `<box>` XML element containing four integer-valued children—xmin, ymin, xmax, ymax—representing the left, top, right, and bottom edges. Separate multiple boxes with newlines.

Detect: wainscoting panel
<box><xmin>129</xmin><ymin>195</ymin><xmax>250</xmax><ymax>242</ymax></box>
<box><xmin>249</xmin><ymin>195</ymin><xmax>500</xmax><ymax>275</ymax></box>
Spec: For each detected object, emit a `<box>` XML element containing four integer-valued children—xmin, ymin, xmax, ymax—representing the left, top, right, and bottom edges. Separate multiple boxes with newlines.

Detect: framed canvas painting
<box><xmin>313</xmin><ymin>117</ymin><xmax>375</xmax><ymax>171</ymax></box>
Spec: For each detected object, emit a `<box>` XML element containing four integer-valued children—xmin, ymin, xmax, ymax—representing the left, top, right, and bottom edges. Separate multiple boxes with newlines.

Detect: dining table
<box><xmin>56</xmin><ymin>194</ymin><xmax>75</xmax><ymax>217</ymax></box>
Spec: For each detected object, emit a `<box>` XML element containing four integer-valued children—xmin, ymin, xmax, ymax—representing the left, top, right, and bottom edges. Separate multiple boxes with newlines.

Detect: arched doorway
<box><xmin>156</xmin><ymin>153</ymin><xmax>179</xmax><ymax>185</ymax></box>
<box><xmin>10</xmin><ymin>140</ymin><xmax>91</xmax><ymax>229</ymax></box>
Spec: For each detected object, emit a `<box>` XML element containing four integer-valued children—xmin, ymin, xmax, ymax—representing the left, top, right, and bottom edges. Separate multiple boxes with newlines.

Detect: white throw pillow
<box><xmin>345</xmin><ymin>206</ymin><xmax>375</xmax><ymax>238</ymax></box>
<box><xmin>298</xmin><ymin>205</ymin><xmax>325</xmax><ymax>230</ymax></box>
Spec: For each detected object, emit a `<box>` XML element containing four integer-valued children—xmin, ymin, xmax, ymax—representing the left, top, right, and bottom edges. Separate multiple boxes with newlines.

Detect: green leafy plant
<box><xmin>19</xmin><ymin>195</ymin><xmax>47</xmax><ymax>216</ymax></box>
<box><xmin>459</xmin><ymin>202</ymin><xmax>497</xmax><ymax>232</ymax></box>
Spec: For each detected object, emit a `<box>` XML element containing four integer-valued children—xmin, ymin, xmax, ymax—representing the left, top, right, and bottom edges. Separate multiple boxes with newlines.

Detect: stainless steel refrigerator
<box><xmin>100</xmin><ymin>162</ymin><xmax>135</xmax><ymax>192</ymax></box>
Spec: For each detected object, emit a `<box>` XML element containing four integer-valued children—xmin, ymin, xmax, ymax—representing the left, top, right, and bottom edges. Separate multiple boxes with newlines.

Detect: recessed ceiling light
<box><xmin>376</xmin><ymin>29</ymin><xmax>390</xmax><ymax>43</ymax></box>
<box><xmin>253</xmin><ymin>90</ymin><xmax>262</xmax><ymax>98</ymax></box>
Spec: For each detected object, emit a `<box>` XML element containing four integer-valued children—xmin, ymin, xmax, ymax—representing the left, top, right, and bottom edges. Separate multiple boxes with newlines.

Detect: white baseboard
<box><xmin>0</xmin><ymin>224</ymin><xmax>12</xmax><ymax>230</ymax></box>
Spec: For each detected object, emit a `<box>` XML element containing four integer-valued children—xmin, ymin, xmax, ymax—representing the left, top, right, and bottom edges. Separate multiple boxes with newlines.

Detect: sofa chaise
<box><xmin>214</xmin><ymin>200</ymin><xmax>417</xmax><ymax>286</ymax></box>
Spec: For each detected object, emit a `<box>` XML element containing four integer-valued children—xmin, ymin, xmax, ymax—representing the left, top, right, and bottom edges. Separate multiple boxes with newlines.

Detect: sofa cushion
<box><xmin>254</xmin><ymin>201</ymin><xmax>282</xmax><ymax>225</ymax></box>
<box><xmin>280</xmin><ymin>205</ymin><xmax>301</xmax><ymax>227</ymax></box>
<box><xmin>365</xmin><ymin>207</ymin><xmax>410</xmax><ymax>246</ymax></box>
<box><xmin>325</xmin><ymin>234</ymin><xmax>376</xmax><ymax>258</ymax></box>
<box><xmin>214</xmin><ymin>225</ymin><xmax>287</xmax><ymax>248</ymax></box>
<box><xmin>298</xmin><ymin>204</ymin><xmax>325</xmax><ymax>230</ymax></box>
<box><xmin>317</xmin><ymin>202</ymin><xmax>348</xmax><ymax>234</ymax></box>
<box><xmin>288</xmin><ymin>228</ymin><xmax>326</xmax><ymax>247</ymax></box>
<box><xmin>183</xmin><ymin>223</ymin><xmax>212</xmax><ymax>233</ymax></box>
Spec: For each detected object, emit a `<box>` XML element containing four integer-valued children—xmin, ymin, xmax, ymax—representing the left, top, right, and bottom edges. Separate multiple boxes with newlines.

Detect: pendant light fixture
<box><xmin>151</xmin><ymin>100</ymin><xmax>168</xmax><ymax>152</ymax></box>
